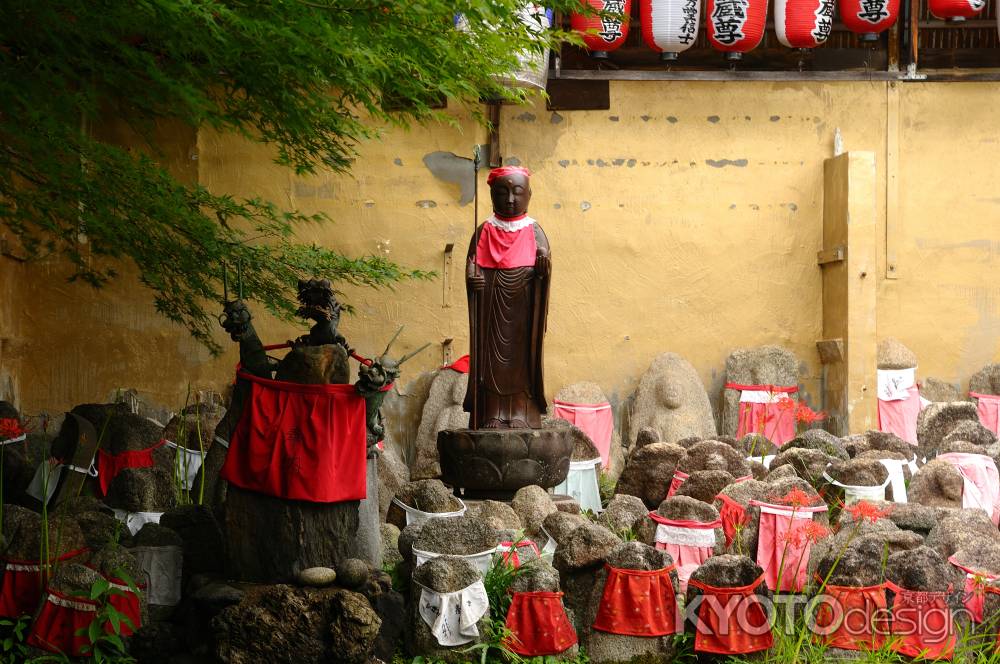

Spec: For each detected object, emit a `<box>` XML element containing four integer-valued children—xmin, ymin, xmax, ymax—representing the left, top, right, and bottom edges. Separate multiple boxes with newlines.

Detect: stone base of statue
<box><xmin>437</xmin><ymin>426</ymin><xmax>573</xmax><ymax>499</ymax></box>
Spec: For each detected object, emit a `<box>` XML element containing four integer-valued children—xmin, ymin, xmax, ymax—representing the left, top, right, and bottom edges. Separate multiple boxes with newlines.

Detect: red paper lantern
<box><xmin>838</xmin><ymin>0</ymin><xmax>899</xmax><ymax>39</ymax></box>
<box><xmin>571</xmin><ymin>0</ymin><xmax>632</xmax><ymax>58</ymax></box>
<box><xmin>640</xmin><ymin>0</ymin><xmax>701</xmax><ymax>60</ymax></box>
<box><xmin>929</xmin><ymin>0</ymin><xmax>985</xmax><ymax>21</ymax></box>
<box><xmin>775</xmin><ymin>0</ymin><xmax>835</xmax><ymax>48</ymax></box>
<box><xmin>706</xmin><ymin>0</ymin><xmax>768</xmax><ymax>59</ymax></box>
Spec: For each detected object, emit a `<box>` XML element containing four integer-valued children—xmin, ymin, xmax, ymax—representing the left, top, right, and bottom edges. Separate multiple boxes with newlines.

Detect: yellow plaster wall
<box><xmin>3</xmin><ymin>80</ymin><xmax>998</xmax><ymax>427</ymax></box>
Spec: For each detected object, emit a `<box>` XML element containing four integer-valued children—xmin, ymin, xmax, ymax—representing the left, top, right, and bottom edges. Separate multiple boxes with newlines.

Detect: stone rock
<box><xmin>853</xmin><ymin>430</ymin><xmax>916</xmax><ymax>459</ymax></box>
<box><xmin>885</xmin><ymin>545</ymin><xmax>962</xmax><ymax>592</ymax></box>
<box><xmin>676</xmin><ymin>470</ymin><xmax>741</xmax><ymax>504</ymax></box>
<box><xmin>656</xmin><ymin>496</ymin><xmax>725</xmax><ymax>552</ymax></box>
<box><xmin>335</xmin><ymin>559</ymin><xmax>370</xmax><ymax>590</ymax></box>
<box><xmin>877</xmin><ymin>337</ymin><xmax>917</xmax><ymax>369</ymax></box>
<box><xmin>160</xmin><ymin>504</ymin><xmax>224</xmax><ymax>576</ymax></box>
<box><xmin>298</xmin><ymin>567</ymin><xmax>337</xmax><ymax>587</ymax></box>
<box><xmin>952</xmin><ymin>540</ymin><xmax>1000</xmax><ymax>576</ymax></box>
<box><xmin>192</xmin><ymin>581</ymin><xmax>245</xmax><ymax>613</ymax></box>
<box><xmin>76</xmin><ymin>509</ymin><xmax>134</xmax><ymax>549</ymax></box>
<box><xmin>738</xmin><ymin>433</ymin><xmax>779</xmax><ymax>457</ymax></box>
<box><xmin>813</xmin><ymin>514</ymin><xmax>921</xmax><ymax>586</ymax></box>
<box><xmin>598</xmin><ymin>494</ymin><xmax>649</xmax><ymax>538</ymax></box>
<box><xmin>414</xmin><ymin>515</ymin><xmax>499</xmax><ymax>555</ymax></box>
<box><xmin>783</xmin><ymin>429</ymin><xmax>849</xmax><ymax>461</ymax></box>
<box><xmin>214</xmin><ymin>584</ymin><xmax>378</xmax><ymax>664</ymax></box>
<box><xmin>747</xmin><ymin>459</ymin><xmax>768</xmax><ymax>480</ymax></box>
<box><xmin>826</xmin><ymin>457</ymin><xmax>890</xmax><ymax>486</ymax></box>
<box><xmin>554</xmin><ymin>495</ymin><xmax>582</xmax><ymax>514</ymax></box>
<box><xmin>615</xmin><ymin>442</ymin><xmax>686</xmax><ymax>508</ymax></box>
<box><xmin>908</xmin><ymin>459</ymin><xmax>964</xmax><ymax>509</ymax></box>
<box><xmin>511</xmin><ymin>560</ymin><xmax>562</xmax><ymax>593</ymax></box>
<box><xmin>969</xmin><ymin>363</ymin><xmax>1000</xmax><ymax>396</ymax></box>
<box><xmin>916</xmin><ymin>401</ymin><xmax>980</xmax><ymax>460</ymax></box>
<box><xmin>554</xmin><ymin>522</ymin><xmax>621</xmax><ymax>571</ymax></box>
<box><xmin>624</xmin><ymin>353</ymin><xmax>716</xmax><ymax>447</ymax></box>
<box><xmin>925</xmin><ymin>508</ymin><xmax>1000</xmax><ymax>559</ymax></box>
<box><xmin>408</xmin><ymin>557</ymin><xmax>489</xmax><ymax>663</ymax></box>
<box><xmin>3</xmin><ymin>430</ymin><xmax>51</xmax><ymax>509</ymax></box>
<box><xmin>89</xmin><ymin>543</ymin><xmax>144</xmax><ymax>584</ymax></box>
<box><xmin>555</xmin><ymin>381</ymin><xmax>625</xmax><ymax>478</ymax></box>
<box><xmin>721</xmin><ymin>346</ymin><xmax>799</xmax><ymax>440</ymax></box>
<box><xmin>942</xmin><ymin>419</ymin><xmax>997</xmax><ymax>448</ymax></box>
<box><xmin>510</xmin><ymin>485</ymin><xmax>557</xmax><ymax>536</ymax></box>
<box><xmin>585</xmin><ymin>542</ymin><xmax>677</xmax><ymax>664</ymax></box>
<box><xmin>105</xmin><ymin>467</ymin><xmax>177</xmax><ymax>513</ymax></box>
<box><xmin>728</xmin><ymin>477</ymin><xmax>826</xmax><ymax>560</ymax></box>
<box><xmin>543</xmin><ymin>511</ymin><xmax>590</xmax><ymax>545</ymax></box>
<box><xmin>2</xmin><ymin>505</ymin><xmax>86</xmax><ymax>559</ymax></box>
<box><xmin>133</xmin><ymin>522</ymin><xmax>183</xmax><ymax>547</ymax></box>
<box><xmin>412</xmin><ymin>369</ymin><xmax>469</xmax><ymax>481</ymax></box>
<box><xmin>635</xmin><ymin>427</ymin><xmax>662</xmax><ymax>448</ymax></box>
<box><xmin>921</xmin><ymin>377</ymin><xmax>963</xmax><ymax>403</ymax></box>
<box><xmin>864</xmin><ymin>501</ymin><xmax>948</xmax><ymax>538</ymax></box>
<box><xmin>386</xmin><ymin>479</ymin><xmax>463</xmax><ymax>531</ymax></box>
<box><xmin>377</xmin><ymin>447</ymin><xmax>409</xmax><ymax>521</ymax></box>
<box><xmin>686</xmin><ymin>554</ymin><xmax>768</xmax><ymax>600</ymax></box>
<box><xmin>940</xmin><ymin>439</ymin><xmax>987</xmax><ymax>456</ymax></box>
<box><xmin>130</xmin><ymin>622</ymin><xmax>182</xmax><ymax>664</ymax></box>
<box><xmin>467</xmin><ymin>499</ymin><xmax>522</xmax><ymax>531</ymax></box>
<box><xmin>765</xmin><ymin>464</ymin><xmax>799</xmax><ymax>482</ymax></box>
<box><xmin>163</xmin><ymin>402</ymin><xmax>226</xmax><ymax>460</ymax></box>
<box><xmin>677</xmin><ymin>440</ymin><xmax>751</xmax><ymax>476</ymax></box>
<box><xmin>381</xmin><ymin>523</ymin><xmax>402</xmax><ymax>567</ymax></box>
<box><xmin>47</xmin><ymin>560</ymin><xmax>104</xmax><ymax>596</ymax></box>
<box><xmin>769</xmin><ymin>447</ymin><xmax>837</xmax><ymax>487</ymax></box>
<box><xmin>544</xmin><ymin>416</ymin><xmax>601</xmax><ymax>461</ymax></box>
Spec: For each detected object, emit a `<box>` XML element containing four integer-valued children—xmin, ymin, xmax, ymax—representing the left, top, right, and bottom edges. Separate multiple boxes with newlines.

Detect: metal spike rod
<box><xmin>397</xmin><ymin>342</ymin><xmax>431</xmax><ymax>366</ymax></box>
<box><xmin>237</xmin><ymin>260</ymin><xmax>244</xmax><ymax>299</ymax></box>
<box><xmin>222</xmin><ymin>263</ymin><xmax>228</xmax><ymax>303</ymax></box>
<box><xmin>382</xmin><ymin>325</ymin><xmax>405</xmax><ymax>356</ymax></box>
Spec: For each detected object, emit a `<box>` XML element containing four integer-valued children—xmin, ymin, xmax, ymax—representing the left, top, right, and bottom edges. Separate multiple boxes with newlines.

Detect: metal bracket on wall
<box><xmin>817</xmin><ymin>245</ymin><xmax>846</xmax><ymax>266</ymax></box>
<box><xmin>486</xmin><ymin>102</ymin><xmax>502</xmax><ymax>168</ymax></box>
<box><xmin>442</xmin><ymin>243</ymin><xmax>454</xmax><ymax>308</ymax></box>
<box><xmin>816</xmin><ymin>338</ymin><xmax>845</xmax><ymax>364</ymax></box>
<box><xmin>441</xmin><ymin>338</ymin><xmax>454</xmax><ymax>366</ymax></box>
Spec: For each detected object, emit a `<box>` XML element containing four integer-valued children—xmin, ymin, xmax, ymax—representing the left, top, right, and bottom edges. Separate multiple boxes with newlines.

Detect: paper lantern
<box><xmin>929</xmin><ymin>0</ymin><xmax>985</xmax><ymax>21</ymax></box>
<box><xmin>456</xmin><ymin>4</ymin><xmax>552</xmax><ymax>93</ymax></box>
<box><xmin>839</xmin><ymin>0</ymin><xmax>899</xmax><ymax>39</ymax></box>
<box><xmin>640</xmin><ymin>0</ymin><xmax>701</xmax><ymax>60</ymax></box>
<box><xmin>775</xmin><ymin>0</ymin><xmax>835</xmax><ymax>48</ymax></box>
<box><xmin>706</xmin><ymin>0</ymin><xmax>768</xmax><ymax>59</ymax></box>
<box><xmin>571</xmin><ymin>0</ymin><xmax>632</xmax><ymax>58</ymax></box>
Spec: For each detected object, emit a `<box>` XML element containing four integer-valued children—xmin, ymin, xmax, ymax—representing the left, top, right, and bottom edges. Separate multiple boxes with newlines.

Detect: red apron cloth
<box><xmin>26</xmin><ymin>589</ymin><xmax>98</xmax><ymax>657</ymax></box>
<box><xmin>475</xmin><ymin>218</ymin><xmax>537</xmax><ymax>269</ymax></box>
<box><xmin>552</xmin><ymin>400</ymin><xmax>613</xmax><ymax>467</ymax></box>
<box><xmin>499</xmin><ymin>540</ymin><xmax>541</xmax><ymax>568</ymax></box>
<box><xmin>667</xmin><ymin>472</ymin><xmax>751</xmax><ymax>501</ymax></box>
<box><xmin>220</xmin><ymin>371</ymin><xmax>367</xmax><ymax>502</ymax></box>
<box><xmin>442</xmin><ymin>355</ymin><xmax>470</xmax><ymax>373</ymax></box>
<box><xmin>717</xmin><ymin>494</ymin><xmax>750</xmax><ymax>548</ymax></box>
<box><xmin>937</xmin><ymin>452</ymin><xmax>1000</xmax><ymax>526</ymax></box>
<box><xmin>727</xmin><ymin>383</ymin><xmax>798</xmax><ymax>446</ymax></box>
<box><xmin>886</xmin><ymin>582</ymin><xmax>956</xmax><ymax>660</ymax></box>
<box><xmin>814</xmin><ymin>580</ymin><xmax>888</xmax><ymax>651</ymax></box>
<box><xmin>106</xmin><ymin>577</ymin><xmax>141</xmax><ymax>637</ymax></box>
<box><xmin>877</xmin><ymin>386</ymin><xmax>922</xmax><ymax>446</ymax></box>
<box><xmin>592</xmin><ymin>564</ymin><xmax>680</xmax><ymax>636</ymax></box>
<box><xmin>688</xmin><ymin>573</ymin><xmax>774</xmax><ymax>655</ymax></box>
<box><xmin>751</xmin><ymin>500</ymin><xmax>827</xmax><ymax>592</ymax></box>
<box><xmin>96</xmin><ymin>439</ymin><xmax>168</xmax><ymax>495</ymax></box>
<box><xmin>948</xmin><ymin>556</ymin><xmax>999</xmax><ymax>623</ymax></box>
<box><xmin>971</xmin><ymin>392</ymin><xmax>1000</xmax><ymax>436</ymax></box>
<box><xmin>648</xmin><ymin>512</ymin><xmax>719</xmax><ymax>592</ymax></box>
<box><xmin>505</xmin><ymin>591</ymin><xmax>577</xmax><ymax>656</ymax></box>
<box><xmin>0</xmin><ymin>549</ymin><xmax>88</xmax><ymax>618</ymax></box>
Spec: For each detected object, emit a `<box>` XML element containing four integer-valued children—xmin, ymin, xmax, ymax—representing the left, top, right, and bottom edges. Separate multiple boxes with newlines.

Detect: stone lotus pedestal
<box><xmin>437</xmin><ymin>427</ymin><xmax>573</xmax><ymax>499</ymax></box>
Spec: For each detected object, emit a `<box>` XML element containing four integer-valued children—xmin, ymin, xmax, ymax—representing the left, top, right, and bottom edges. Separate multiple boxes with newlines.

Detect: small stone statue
<box><xmin>464</xmin><ymin>166</ymin><xmax>550</xmax><ymax>429</ymax></box>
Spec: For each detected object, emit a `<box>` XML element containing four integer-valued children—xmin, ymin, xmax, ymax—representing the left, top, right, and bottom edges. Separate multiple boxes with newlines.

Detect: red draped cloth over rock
<box><xmin>751</xmin><ymin>500</ymin><xmax>828</xmax><ymax>592</ymax></box>
<box><xmin>0</xmin><ymin>549</ymin><xmax>88</xmax><ymax>618</ymax></box>
<box><xmin>716</xmin><ymin>494</ymin><xmax>750</xmax><ymax>548</ymax></box>
<box><xmin>591</xmin><ymin>564</ymin><xmax>680</xmax><ymax>636</ymax></box>
<box><xmin>886</xmin><ymin>582</ymin><xmax>956</xmax><ymax>660</ymax></box>
<box><xmin>688</xmin><ymin>574</ymin><xmax>774</xmax><ymax>655</ymax></box>
<box><xmin>505</xmin><ymin>591</ymin><xmax>577</xmax><ymax>656</ymax></box>
<box><xmin>220</xmin><ymin>371</ymin><xmax>367</xmax><ymax>502</ymax></box>
<box><xmin>814</xmin><ymin>580</ymin><xmax>888</xmax><ymax>651</ymax></box>
<box><xmin>106</xmin><ymin>576</ymin><xmax>142</xmax><ymax>637</ymax></box>
<box><xmin>443</xmin><ymin>355</ymin><xmax>470</xmax><ymax>374</ymax></box>
<box><xmin>96</xmin><ymin>439</ymin><xmax>168</xmax><ymax>495</ymax></box>
<box><xmin>26</xmin><ymin>590</ymin><xmax>97</xmax><ymax>657</ymax></box>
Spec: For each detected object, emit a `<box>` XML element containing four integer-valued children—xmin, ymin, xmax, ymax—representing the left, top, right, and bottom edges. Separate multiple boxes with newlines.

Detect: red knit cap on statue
<box><xmin>487</xmin><ymin>166</ymin><xmax>532</xmax><ymax>184</ymax></box>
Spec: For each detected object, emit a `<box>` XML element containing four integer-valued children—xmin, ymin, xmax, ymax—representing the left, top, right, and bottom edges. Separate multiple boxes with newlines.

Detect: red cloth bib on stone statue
<box><xmin>96</xmin><ymin>439</ymin><xmax>168</xmax><ymax>495</ymax></box>
<box><xmin>0</xmin><ymin>549</ymin><xmax>88</xmax><ymax>618</ymax></box>
<box><xmin>475</xmin><ymin>218</ymin><xmax>537</xmax><ymax>269</ymax></box>
<box><xmin>26</xmin><ymin>590</ymin><xmax>98</xmax><ymax>657</ymax></box>
<box><xmin>591</xmin><ymin>564</ymin><xmax>679</xmax><ymax>637</ymax></box>
<box><xmin>220</xmin><ymin>371</ymin><xmax>367</xmax><ymax>502</ymax></box>
<box><xmin>505</xmin><ymin>591</ymin><xmax>577</xmax><ymax>656</ymax></box>
<box><xmin>886</xmin><ymin>582</ymin><xmax>956</xmax><ymax>660</ymax></box>
<box><xmin>716</xmin><ymin>494</ymin><xmax>750</xmax><ymax>548</ymax></box>
<box><xmin>814</xmin><ymin>581</ymin><xmax>888</xmax><ymax>651</ymax></box>
<box><xmin>688</xmin><ymin>573</ymin><xmax>773</xmax><ymax>655</ymax></box>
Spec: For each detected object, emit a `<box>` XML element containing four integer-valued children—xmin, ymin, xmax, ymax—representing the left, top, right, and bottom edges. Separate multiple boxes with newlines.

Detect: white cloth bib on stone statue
<box><xmin>877</xmin><ymin>368</ymin><xmax>917</xmax><ymax>402</ymax></box>
<box><xmin>823</xmin><ymin>467</ymin><xmax>891</xmax><ymax>503</ymax></box>
<box><xmin>877</xmin><ymin>458</ymin><xmax>917</xmax><ymax>503</ymax></box>
<box><xmin>553</xmin><ymin>457</ymin><xmax>603</xmax><ymax>513</ymax></box>
<box><xmin>417</xmin><ymin>579</ymin><xmax>490</xmax><ymax>646</ymax></box>
<box><xmin>113</xmin><ymin>509</ymin><xmax>164</xmax><ymax>536</ymax></box>
<box><xmin>412</xmin><ymin>547</ymin><xmax>496</xmax><ymax>577</ymax></box>
<box><xmin>392</xmin><ymin>497</ymin><xmax>467</xmax><ymax>527</ymax></box>
<box><xmin>26</xmin><ymin>460</ymin><xmax>97</xmax><ymax>505</ymax></box>
<box><xmin>166</xmin><ymin>440</ymin><xmax>205</xmax><ymax>490</ymax></box>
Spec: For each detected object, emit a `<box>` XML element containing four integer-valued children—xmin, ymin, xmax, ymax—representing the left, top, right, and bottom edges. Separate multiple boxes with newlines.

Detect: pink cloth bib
<box><xmin>750</xmin><ymin>500</ymin><xmax>828</xmax><ymax>592</ymax></box>
<box><xmin>937</xmin><ymin>452</ymin><xmax>1000</xmax><ymax>526</ymax></box>
<box><xmin>878</xmin><ymin>386</ymin><xmax>922</xmax><ymax>445</ymax></box>
<box><xmin>971</xmin><ymin>393</ymin><xmax>1000</xmax><ymax>436</ymax></box>
<box><xmin>948</xmin><ymin>555</ymin><xmax>1000</xmax><ymax>623</ymax></box>
<box><xmin>648</xmin><ymin>512</ymin><xmax>719</xmax><ymax>593</ymax></box>
<box><xmin>552</xmin><ymin>400</ymin><xmax>613</xmax><ymax>466</ymax></box>
<box><xmin>727</xmin><ymin>384</ymin><xmax>798</xmax><ymax>446</ymax></box>
<box><xmin>475</xmin><ymin>219</ymin><xmax>537</xmax><ymax>269</ymax></box>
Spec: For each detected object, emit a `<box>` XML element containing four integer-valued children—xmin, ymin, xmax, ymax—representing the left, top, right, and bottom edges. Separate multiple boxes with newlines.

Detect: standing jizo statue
<box><xmin>465</xmin><ymin>166</ymin><xmax>550</xmax><ymax>429</ymax></box>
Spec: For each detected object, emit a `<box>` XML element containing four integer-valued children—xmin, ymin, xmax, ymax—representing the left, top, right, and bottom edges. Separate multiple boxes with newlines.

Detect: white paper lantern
<box><xmin>641</xmin><ymin>0</ymin><xmax>701</xmax><ymax>60</ymax></box>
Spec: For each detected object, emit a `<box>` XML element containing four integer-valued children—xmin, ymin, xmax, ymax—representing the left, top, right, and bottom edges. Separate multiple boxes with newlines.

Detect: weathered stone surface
<box><xmin>675</xmin><ymin>469</ymin><xmax>741</xmax><ymax>504</ymax></box>
<box><xmin>88</xmin><ymin>543</ymin><xmax>144</xmax><ymax>585</ymax></box>
<box><xmin>624</xmin><ymin>352</ymin><xmax>716</xmax><ymax>447</ymax></box>
<box><xmin>133</xmin><ymin>522</ymin><xmax>183</xmax><ymax>547</ymax></box>
<box><xmin>553</xmin><ymin>522</ymin><xmax>620</xmax><ymax>571</ymax></box>
<box><xmin>921</xmin><ymin>377</ymin><xmax>963</xmax><ymax>403</ymax></box>
<box><xmin>686</xmin><ymin>554</ymin><xmax>768</xmax><ymax>599</ymax></box>
<box><xmin>598</xmin><ymin>494</ymin><xmax>649</xmax><ymax>537</ymax></box>
<box><xmin>813</xmin><ymin>513</ymin><xmax>921</xmax><ymax>586</ymax></box>
<box><xmin>105</xmin><ymin>467</ymin><xmax>177</xmax><ymax>513</ymax></box>
<box><xmin>544</xmin><ymin>416</ymin><xmax>601</xmax><ymax>461</ymax></box>
<box><xmin>877</xmin><ymin>337</ymin><xmax>917</xmax><ymax>370</ymax></box>
<box><xmin>677</xmin><ymin>440</ymin><xmax>751</xmax><ymax>476</ymax></box>
<box><xmin>969</xmin><ymin>363</ymin><xmax>1000</xmax><ymax>396</ymax></box>
<box><xmin>769</xmin><ymin>447</ymin><xmax>837</xmax><ymax>487</ymax></box>
<box><xmin>907</xmin><ymin>459</ymin><xmax>964</xmax><ymax>509</ymax></box>
<box><xmin>721</xmin><ymin>346</ymin><xmax>799</xmax><ymax>439</ymax></box>
<box><xmin>273</xmin><ymin>344</ymin><xmax>350</xmax><ymax>384</ymax></box>
<box><xmin>510</xmin><ymin>560</ymin><xmax>561</xmax><ymax>592</ymax></box>
<box><xmin>2</xmin><ymin>505</ymin><xmax>86</xmax><ymax>559</ymax></box>
<box><xmin>925</xmin><ymin>508</ymin><xmax>1000</xmax><ymax>559</ymax></box>
<box><xmin>730</xmin><ymin>477</ymin><xmax>826</xmax><ymax>560</ymax></box>
<box><xmin>47</xmin><ymin>561</ymin><xmax>103</xmax><ymax>596</ymax></box>
<box><xmin>942</xmin><ymin>419</ymin><xmax>997</xmax><ymax>448</ymax></box>
<box><xmin>76</xmin><ymin>509</ymin><xmax>134</xmax><ymax>549</ymax></box>
<box><xmin>163</xmin><ymin>402</ymin><xmax>226</xmax><ymax>459</ymax></box>
<box><xmin>397</xmin><ymin>524</ymin><xmax>421</xmax><ymax>561</ymax></box>
<box><xmin>738</xmin><ymin>433</ymin><xmax>779</xmax><ymax>457</ymax></box>
<box><xmin>861</xmin><ymin>501</ymin><xmax>947</xmax><ymax>538</ymax></box>
<box><xmin>467</xmin><ymin>499</ymin><xmax>522</xmax><ymax>531</ymax></box>
<box><xmin>298</xmin><ymin>567</ymin><xmax>337</xmax><ymax>587</ymax></box>
<box><xmin>438</xmin><ymin>426</ymin><xmax>572</xmax><ymax>498</ymax></box>
<box><xmin>160</xmin><ymin>504</ymin><xmax>224</xmax><ymax>577</ymax></box>
<box><xmin>214</xmin><ymin>585</ymin><xmax>378</xmax><ymax>664</ymax></box>
<box><xmin>765</xmin><ymin>463</ymin><xmax>799</xmax><ymax>482</ymax></box>
<box><xmin>747</xmin><ymin>459</ymin><xmax>768</xmax><ymax>480</ymax></box>
<box><xmin>783</xmin><ymin>429</ymin><xmax>849</xmax><ymax>461</ymax></box>
<box><xmin>381</xmin><ymin>523</ymin><xmax>402</xmax><ymax>567</ymax></box>
<box><xmin>412</xmin><ymin>369</ymin><xmax>469</xmax><ymax>480</ymax></box>
<box><xmin>543</xmin><ymin>511</ymin><xmax>590</xmax><ymax>545</ymax></box>
<box><xmin>634</xmin><ymin>427</ymin><xmax>662</xmax><ymax>449</ymax></box>
<box><xmin>408</xmin><ymin>557</ymin><xmax>489</xmax><ymax>663</ymax></box>
<box><xmin>336</xmin><ymin>558</ymin><xmax>371</xmax><ymax>589</ymax></box>
<box><xmin>885</xmin><ymin>545</ymin><xmax>962</xmax><ymax>592</ymax></box>
<box><xmin>386</xmin><ymin>479</ymin><xmax>463</xmax><ymax>530</ymax></box>
<box><xmin>826</xmin><ymin>458</ymin><xmax>890</xmax><ymax>486</ymax></box>
<box><xmin>614</xmin><ymin>442</ymin><xmax>685</xmax><ymax>508</ymax></box>
<box><xmin>377</xmin><ymin>447</ymin><xmax>408</xmax><ymax>521</ymax></box>
<box><xmin>585</xmin><ymin>542</ymin><xmax>677</xmax><ymax>664</ymax></box>
<box><xmin>414</xmin><ymin>515</ymin><xmax>499</xmax><ymax>555</ymax></box>
<box><xmin>916</xmin><ymin>401</ymin><xmax>980</xmax><ymax>460</ymax></box>
<box><xmin>854</xmin><ymin>430</ymin><xmax>916</xmax><ymax>459</ymax></box>
<box><xmin>951</xmin><ymin>541</ymin><xmax>1000</xmax><ymax>577</ymax></box>
<box><xmin>655</xmin><ymin>496</ymin><xmax>725</xmax><ymax>552</ymax></box>
<box><xmin>511</xmin><ymin>484</ymin><xmax>557</xmax><ymax>535</ymax></box>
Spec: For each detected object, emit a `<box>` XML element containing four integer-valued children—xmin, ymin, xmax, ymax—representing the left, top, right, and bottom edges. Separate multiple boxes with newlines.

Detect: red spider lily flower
<box><xmin>843</xmin><ymin>500</ymin><xmax>892</xmax><ymax>523</ymax></box>
<box><xmin>773</xmin><ymin>487</ymin><xmax>820</xmax><ymax>508</ymax></box>
<box><xmin>795</xmin><ymin>402</ymin><xmax>827</xmax><ymax>424</ymax></box>
<box><xmin>0</xmin><ymin>418</ymin><xmax>26</xmax><ymax>441</ymax></box>
<box><xmin>782</xmin><ymin>526</ymin><xmax>805</xmax><ymax>548</ymax></box>
<box><xmin>776</xmin><ymin>398</ymin><xmax>797</xmax><ymax>411</ymax></box>
<box><xmin>801</xmin><ymin>520</ymin><xmax>830</xmax><ymax>543</ymax></box>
